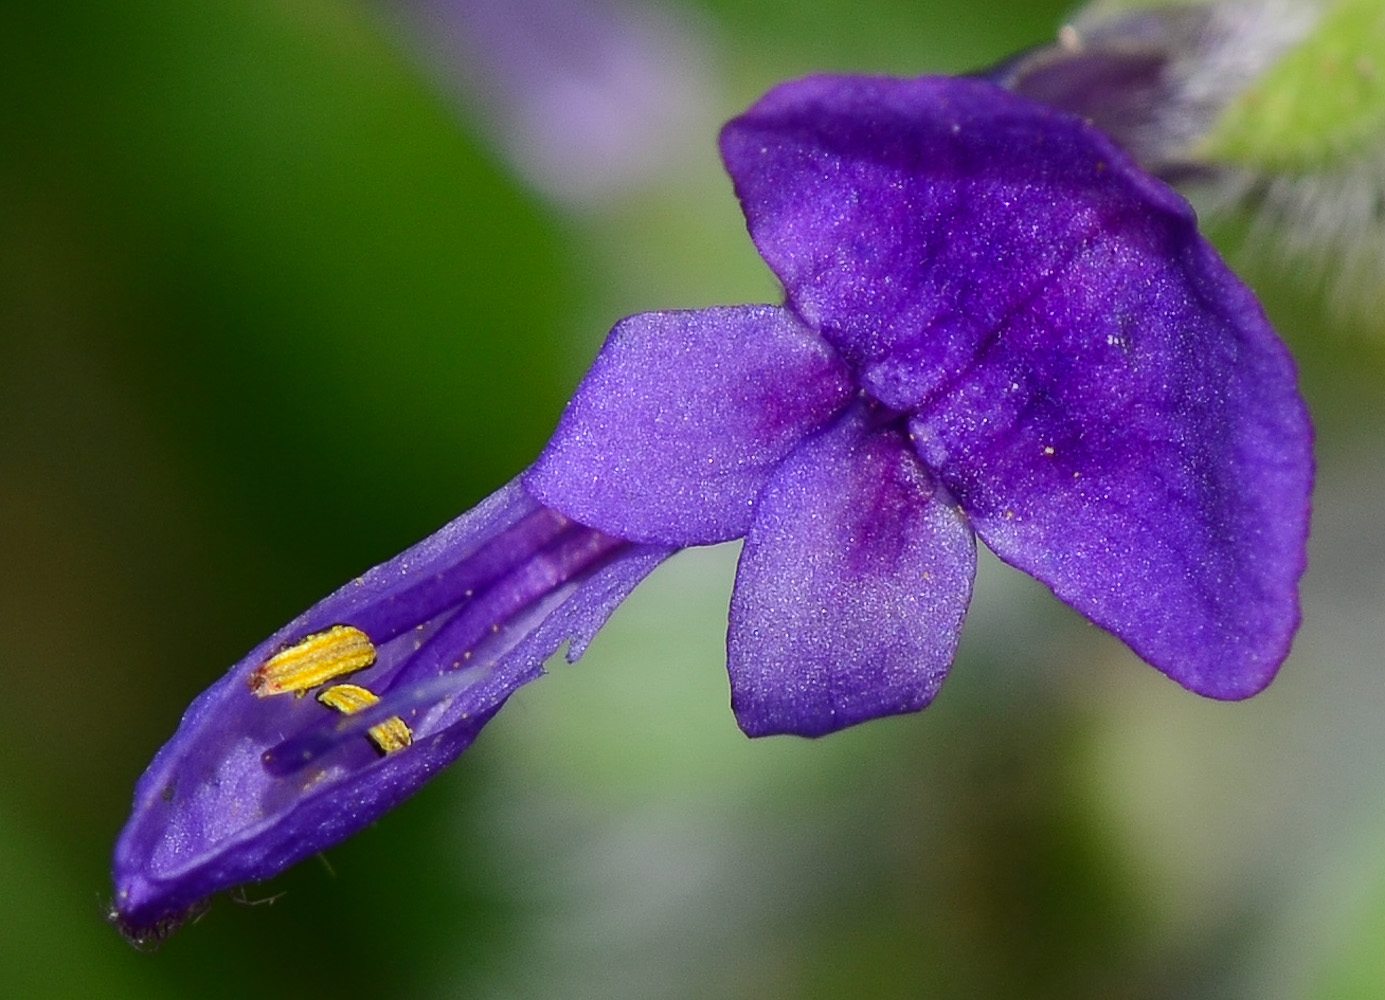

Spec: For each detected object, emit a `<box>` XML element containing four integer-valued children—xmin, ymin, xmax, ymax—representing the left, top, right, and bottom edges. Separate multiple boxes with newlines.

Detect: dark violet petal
<box><xmin>727</xmin><ymin>407</ymin><xmax>976</xmax><ymax>738</ymax></box>
<box><xmin>908</xmin><ymin>231</ymin><xmax>1311</xmax><ymax>698</ymax></box>
<box><xmin>112</xmin><ymin>477</ymin><xmax>671</xmax><ymax>940</ymax></box>
<box><xmin>720</xmin><ymin>74</ymin><xmax>1214</xmax><ymax>412</ymax></box>
<box><xmin>721</xmin><ymin>73</ymin><xmax>1311</xmax><ymax>697</ymax></box>
<box><xmin>527</xmin><ymin>305</ymin><xmax>853</xmax><ymax>545</ymax></box>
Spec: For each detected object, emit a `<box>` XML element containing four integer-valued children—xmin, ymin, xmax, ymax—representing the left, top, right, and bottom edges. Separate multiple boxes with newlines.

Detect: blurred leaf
<box><xmin>1202</xmin><ymin>0</ymin><xmax>1385</xmax><ymax>171</ymax></box>
<box><xmin>4</xmin><ymin>0</ymin><xmax>574</xmax><ymax>561</ymax></box>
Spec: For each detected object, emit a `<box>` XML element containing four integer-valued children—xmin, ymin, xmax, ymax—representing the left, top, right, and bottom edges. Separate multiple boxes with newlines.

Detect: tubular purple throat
<box><xmin>112</xmin><ymin>71</ymin><xmax>1312</xmax><ymax>944</ymax></box>
<box><xmin>112</xmin><ymin>482</ymin><xmax>673</xmax><ymax>940</ymax></box>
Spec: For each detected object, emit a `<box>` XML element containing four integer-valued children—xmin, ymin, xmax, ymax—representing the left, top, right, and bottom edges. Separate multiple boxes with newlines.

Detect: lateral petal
<box><xmin>721</xmin><ymin>72</ymin><xmax>1311</xmax><ymax>697</ymax></box>
<box><xmin>528</xmin><ymin>305</ymin><xmax>853</xmax><ymax>545</ymax></box>
<box><xmin>908</xmin><ymin>237</ymin><xmax>1311</xmax><ymax>697</ymax></box>
<box><xmin>728</xmin><ymin>410</ymin><xmax>976</xmax><ymax>738</ymax></box>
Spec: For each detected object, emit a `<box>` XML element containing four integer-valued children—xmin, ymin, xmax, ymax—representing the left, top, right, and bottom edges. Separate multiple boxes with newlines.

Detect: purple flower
<box><xmin>111</xmin><ymin>74</ymin><xmax>1311</xmax><ymax>941</ymax></box>
<box><xmin>392</xmin><ymin>0</ymin><xmax>716</xmax><ymax>204</ymax></box>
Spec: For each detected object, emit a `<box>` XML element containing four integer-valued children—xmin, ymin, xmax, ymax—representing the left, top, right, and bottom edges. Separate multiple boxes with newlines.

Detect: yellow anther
<box><xmin>317</xmin><ymin>683</ymin><xmax>413</xmax><ymax>755</ymax></box>
<box><xmin>249</xmin><ymin>625</ymin><xmax>377</xmax><ymax>698</ymax></box>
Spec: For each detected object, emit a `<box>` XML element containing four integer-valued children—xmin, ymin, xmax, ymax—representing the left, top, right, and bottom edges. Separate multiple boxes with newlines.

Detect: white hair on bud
<box><xmin>1066</xmin><ymin>0</ymin><xmax>1322</xmax><ymax>163</ymax></box>
<box><xmin>1207</xmin><ymin>143</ymin><xmax>1385</xmax><ymax>329</ymax></box>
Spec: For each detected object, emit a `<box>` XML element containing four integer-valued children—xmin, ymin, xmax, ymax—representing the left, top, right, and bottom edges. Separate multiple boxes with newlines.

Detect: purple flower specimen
<box><xmin>392</xmin><ymin>0</ymin><xmax>715</xmax><ymax>204</ymax></box>
<box><xmin>111</xmin><ymin>74</ymin><xmax>1311</xmax><ymax>942</ymax></box>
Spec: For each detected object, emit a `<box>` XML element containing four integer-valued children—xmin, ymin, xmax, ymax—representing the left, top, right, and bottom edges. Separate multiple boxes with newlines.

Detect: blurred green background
<box><xmin>4</xmin><ymin>1</ymin><xmax>1384</xmax><ymax>997</ymax></box>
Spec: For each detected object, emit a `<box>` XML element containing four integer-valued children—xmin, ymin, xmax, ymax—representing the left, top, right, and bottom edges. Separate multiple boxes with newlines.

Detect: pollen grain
<box><xmin>249</xmin><ymin>625</ymin><xmax>378</xmax><ymax>697</ymax></box>
<box><xmin>317</xmin><ymin>683</ymin><xmax>413</xmax><ymax>755</ymax></box>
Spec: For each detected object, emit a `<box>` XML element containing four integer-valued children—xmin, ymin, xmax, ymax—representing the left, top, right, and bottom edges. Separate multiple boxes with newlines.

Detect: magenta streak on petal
<box><xmin>727</xmin><ymin>406</ymin><xmax>976</xmax><ymax>738</ymax></box>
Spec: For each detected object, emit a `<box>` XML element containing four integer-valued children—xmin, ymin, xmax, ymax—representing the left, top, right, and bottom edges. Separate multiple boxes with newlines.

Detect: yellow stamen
<box><xmin>317</xmin><ymin>683</ymin><xmax>413</xmax><ymax>755</ymax></box>
<box><xmin>249</xmin><ymin>625</ymin><xmax>377</xmax><ymax>698</ymax></box>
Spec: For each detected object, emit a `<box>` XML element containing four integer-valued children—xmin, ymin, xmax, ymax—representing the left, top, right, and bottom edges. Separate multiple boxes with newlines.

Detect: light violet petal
<box><xmin>527</xmin><ymin>305</ymin><xmax>853</xmax><ymax>546</ymax></box>
<box><xmin>728</xmin><ymin>408</ymin><xmax>976</xmax><ymax>738</ymax></box>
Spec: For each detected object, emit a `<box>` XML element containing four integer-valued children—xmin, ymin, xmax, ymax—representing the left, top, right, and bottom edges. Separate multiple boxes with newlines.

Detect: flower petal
<box><xmin>720</xmin><ymin>74</ymin><xmax>1213</xmax><ymax>412</ymax></box>
<box><xmin>728</xmin><ymin>408</ymin><xmax>976</xmax><ymax>738</ymax></box>
<box><xmin>907</xmin><ymin>248</ymin><xmax>1311</xmax><ymax>697</ymax></box>
<box><xmin>111</xmin><ymin>478</ymin><xmax>671</xmax><ymax>940</ymax></box>
<box><xmin>527</xmin><ymin>305</ymin><xmax>853</xmax><ymax>545</ymax></box>
<box><xmin>721</xmin><ymin>72</ymin><xmax>1311</xmax><ymax>697</ymax></box>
